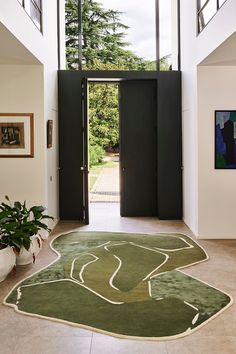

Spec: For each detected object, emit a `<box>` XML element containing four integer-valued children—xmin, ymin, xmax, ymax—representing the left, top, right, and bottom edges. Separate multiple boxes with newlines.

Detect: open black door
<box><xmin>81</xmin><ymin>78</ymin><xmax>89</xmax><ymax>224</ymax></box>
<box><xmin>59</xmin><ymin>71</ymin><xmax>181</xmax><ymax>221</ymax></box>
<box><xmin>119</xmin><ymin>79</ymin><xmax>158</xmax><ymax>217</ymax></box>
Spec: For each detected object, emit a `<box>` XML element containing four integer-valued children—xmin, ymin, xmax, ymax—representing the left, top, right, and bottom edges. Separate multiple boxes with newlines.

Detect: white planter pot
<box><xmin>0</xmin><ymin>246</ymin><xmax>16</xmax><ymax>282</ymax></box>
<box><xmin>16</xmin><ymin>235</ymin><xmax>42</xmax><ymax>266</ymax></box>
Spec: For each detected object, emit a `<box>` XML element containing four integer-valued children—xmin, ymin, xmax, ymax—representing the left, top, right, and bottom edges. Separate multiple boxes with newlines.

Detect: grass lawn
<box><xmin>89</xmin><ymin>175</ymin><xmax>98</xmax><ymax>190</ymax></box>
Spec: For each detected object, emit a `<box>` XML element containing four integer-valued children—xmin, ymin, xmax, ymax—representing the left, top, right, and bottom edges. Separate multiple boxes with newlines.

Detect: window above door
<box><xmin>65</xmin><ymin>0</ymin><xmax>180</xmax><ymax>72</ymax></box>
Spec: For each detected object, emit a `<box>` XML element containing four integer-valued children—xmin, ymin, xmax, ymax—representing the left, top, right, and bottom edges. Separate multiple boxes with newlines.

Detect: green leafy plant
<box><xmin>89</xmin><ymin>144</ymin><xmax>104</xmax><ymax>167</ymax></box>
<box><xmin>0</xmin><ymin>196</ymin><xmax>54</xmax><ymax>252</ymax></box>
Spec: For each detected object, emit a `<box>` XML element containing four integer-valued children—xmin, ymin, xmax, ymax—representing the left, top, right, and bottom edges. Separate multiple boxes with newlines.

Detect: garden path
<box><xmin>90</xmin><ymin>157</ymin><xmax>120</xmax><ymax>203</ymax></box>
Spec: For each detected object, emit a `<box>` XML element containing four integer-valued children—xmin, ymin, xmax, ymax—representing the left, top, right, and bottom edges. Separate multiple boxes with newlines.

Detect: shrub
<box><xmin>89</xmin><ymin>145</ymin><xmax>104</xmax><ymax>167</ymax></box>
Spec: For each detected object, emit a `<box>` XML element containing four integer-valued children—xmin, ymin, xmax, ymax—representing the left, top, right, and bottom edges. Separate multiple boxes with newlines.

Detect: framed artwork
<box><xmin>0</xmin><ymin>113</ymin><xmax>34</xmax><ymax>158</ymax></box>
<box><xmin>215</xmin><ymin>110</ymin><xmax>236</xmax><ymax>169</ymax></box>
<box><xmin>47</xmin><ymin>120</ymin><xmax>53</xmax><ymax>148</ymax></box>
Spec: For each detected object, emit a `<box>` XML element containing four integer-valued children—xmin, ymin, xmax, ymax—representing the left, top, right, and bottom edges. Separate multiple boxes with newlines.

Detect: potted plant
<box><xmin>0</xmin><ymin>196</ymin><xmax>53</xmax><ymax>266</ymax></box>
<box><xmin>0</xmin><ymin>242</ymin><xmax>16</xmax><ymax>282</ymax></box>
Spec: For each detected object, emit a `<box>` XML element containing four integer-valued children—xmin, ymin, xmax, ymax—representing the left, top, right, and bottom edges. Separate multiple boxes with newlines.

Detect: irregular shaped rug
<box><xmin>4</xmin><ymin>232</ymin><xmax>232</xmax><ymax>340</ymax></box>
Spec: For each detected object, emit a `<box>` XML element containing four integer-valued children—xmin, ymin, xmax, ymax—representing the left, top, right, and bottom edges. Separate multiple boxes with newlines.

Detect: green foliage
<box><xmin>0</xmin><ymin>196</ymin><xmax>54</xmax><ymax>252</ymax></box>
<box><xmin>89</xmin><ymin>144</ymin><xmax>104</xmax><ymax>167</ymax></box>
<box><xmin>160</xmin><ymin>55</ymin><xmax>172</xmax><ymax>71</ymax></box>
<box><xmin>89</xmin><ymin>83</ymin><xmax>119</xmax><ymax>150</ymax></box>
<box><xmin>81</xmin><ymin>0</ymin><xmax>128</xmax><ymax>68</ymax></box>
<box><xmin>65</xmin><ymin>0</ymin><xmax>156</xmax><ymax>70</ymax></box>
<box><xmin>65</xmin><ymin>0</ymin><xmax>80</xmax><ymax>70</ymax></box>
<box><xmin>65</xmin><ymin>0</ymin><xmax>170</xmax><ymax>150</ymax></box>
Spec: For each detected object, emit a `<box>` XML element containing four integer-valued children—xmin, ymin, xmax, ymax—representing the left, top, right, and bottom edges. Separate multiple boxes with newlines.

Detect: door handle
<box><xmin>80</xmin><ymin>166</ymin><xmax>89</xmax><ymax>173</ymax></box>
<box><xmin>122</xmin><ymin>167</ymin><xmax>126</xmax><ymax>172</ymax></box>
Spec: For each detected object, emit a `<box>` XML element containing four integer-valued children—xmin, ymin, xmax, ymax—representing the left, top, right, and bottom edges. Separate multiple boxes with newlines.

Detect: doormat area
<box><xmin>4</xmin><ymin>232</ymin><xmax>232</xmax><ymax>340</ymax></box>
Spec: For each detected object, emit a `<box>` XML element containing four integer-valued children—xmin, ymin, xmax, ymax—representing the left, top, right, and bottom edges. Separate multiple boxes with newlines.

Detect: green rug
<box><xmin>4</xmin><ymin>232</ymin><xmax>232</xmax><ymax>340</ymax></box>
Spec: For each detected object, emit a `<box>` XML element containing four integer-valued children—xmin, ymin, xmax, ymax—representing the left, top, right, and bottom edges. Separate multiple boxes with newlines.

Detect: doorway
<box><xmin>58</xmin><ymin>70</ymin><xmax>182</xmax><ymax>223</ymax></box>
<box><xmin>82</xmin><ymin>78</ymin><xmax>158</xmax><ymax>223</ymax></box>
<box><xmin>88</xmin><ymin>82</ymin><xmax>120</xmax><ymax>205</ymax></box>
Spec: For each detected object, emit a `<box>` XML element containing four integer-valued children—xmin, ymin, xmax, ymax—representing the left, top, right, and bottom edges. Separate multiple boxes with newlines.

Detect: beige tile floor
<box><xmin>0</xmin><ymin>203</ymin><xmax>236</xmax><ymax>354</ymax></box>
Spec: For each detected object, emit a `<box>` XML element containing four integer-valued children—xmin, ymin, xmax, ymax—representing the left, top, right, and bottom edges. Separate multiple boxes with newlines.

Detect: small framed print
<box><xmin>47</xmin><ymin>120</ymin><xmax>53</xmax><ymax>148</ymax></box>
<box><xmin>0</xmin><ymin>113</ymin><xmax>34</xmax><ymax>158</ymax></box>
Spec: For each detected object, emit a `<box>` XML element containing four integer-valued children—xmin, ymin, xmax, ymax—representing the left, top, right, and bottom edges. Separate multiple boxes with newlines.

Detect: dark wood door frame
<box><xmin>58</xmin><ymin>70</ymin><xmax>182</xmax><ymax>221</ymax></box>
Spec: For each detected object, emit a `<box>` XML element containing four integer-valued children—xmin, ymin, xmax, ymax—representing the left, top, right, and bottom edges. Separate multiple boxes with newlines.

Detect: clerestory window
<box><xmin>65</xmin><ymin>0</ymin><xmax>180</xmax><ymax>71</ymax></box>
<box><xmin>17</xmin><ymin>0</ymin><xmax>42</xmax><ymax>32</ymax></box>
<box><xmin>197</xmin><ymin>0</ymin><xmax>227</xmax><ymax>33</ymax></box>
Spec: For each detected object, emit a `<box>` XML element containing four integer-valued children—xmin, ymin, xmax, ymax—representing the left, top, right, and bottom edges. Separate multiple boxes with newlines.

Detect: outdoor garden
<box><xmin>65</xmin><ymin>0</ymin><xmax>170</xmax><ymax>191</ymax></box>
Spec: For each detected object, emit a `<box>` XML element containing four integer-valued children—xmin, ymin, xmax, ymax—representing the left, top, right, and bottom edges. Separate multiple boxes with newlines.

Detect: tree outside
<box><xmin>65</xmin><ymin>0</ymin><xmax>170</xmax><ymax>167</ymax></box>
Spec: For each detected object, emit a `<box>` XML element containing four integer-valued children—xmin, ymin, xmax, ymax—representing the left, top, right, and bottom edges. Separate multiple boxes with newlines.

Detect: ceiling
<box><xmin>0</xmin><ymin>23</ymin><xmax>40</xmax><ymax>65</ymax></box>
<box><xmin>200</xmin><ymin>31</ymin><xmax>236</xmax><ymax>66</ymax></box>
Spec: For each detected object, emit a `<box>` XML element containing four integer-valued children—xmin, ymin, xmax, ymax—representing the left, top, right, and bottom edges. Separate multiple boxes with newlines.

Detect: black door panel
<box><xmin>119</xmin><ymin>79</ymin><xmax>158</xmax><ymax>216</ymax></box>
<box><xmin>81</xmin><ymin>78</ymin><xmax>89</xmax><ymax>224</ymax></box>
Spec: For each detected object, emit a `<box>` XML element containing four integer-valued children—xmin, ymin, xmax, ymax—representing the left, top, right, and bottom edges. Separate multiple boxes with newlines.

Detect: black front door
<box><xmin>119</xmin><ymin>79</ymin><xmax>158</xmax><ymax>216</ymax></box>
<box><xmin>81</xmin><ymin>78</ymin><xmax>89</xmax><ymax>224</ymax></box>
<box><xmin>58</xmin><ymin>71</ymin><xmax>182</xmax><ymax>222</ymax></box>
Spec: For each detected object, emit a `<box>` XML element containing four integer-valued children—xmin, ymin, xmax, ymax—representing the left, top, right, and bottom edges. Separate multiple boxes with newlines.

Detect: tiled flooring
<box><xmin>0</xmin><ymin>203</ymin><xmax>236</xmax><ymax>354</ymax></box>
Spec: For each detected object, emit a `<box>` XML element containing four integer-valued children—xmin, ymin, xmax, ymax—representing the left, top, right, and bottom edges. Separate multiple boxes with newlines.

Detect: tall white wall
<box><xmin>198</xmin><ymin>66</ymin><xmax>236</xmax><ymax>238</ymax></box>
<box><xmin>181</xmin><ymin>0</ymin><xmax>236</xmax><ymax>239</ymax></box>
<box><xmin>0</xmin><ymin>65</ymin><xmax>46</xmax><ymax>207</ymax></box>
<box><xmin>180</xmin><ymin>0</ymin><xmax>198</xmax><ymax>235</ymax></box>
<box><xmin>0</xmin><ymin>0</ymin><xmax>66</xmax><ymax>227</ymax></box>
<box><xmin>43</xmin><ymin>1</ymin><xmax>61</xmax><ymax>227</ymax></box>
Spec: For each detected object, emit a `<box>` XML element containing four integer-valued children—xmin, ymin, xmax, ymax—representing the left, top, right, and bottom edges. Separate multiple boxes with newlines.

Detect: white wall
<box><xmin>198</xmin><ymin>66</ymin><xmax>236</xmax><ymax>238</ymax></box>
<box><xmin>0</xmin><ymin>0</ymin><xmax>45</xmax><ymax>64</ymax></box>
<box><xmin>0</xmin><ymin>0</ymin><xmax>65</xmax><ymax>68</ymax></box>
<box><xmin>0</xmin><ymin>65</ymin><xmax>46</xmax><ymax>207</ymax></box>
<box><xmin>181</xmin><ymin>0</ymin><xmax>236</xmax><ymax>239</ymax></box>
<box><xmin>0</xmin><ymin>0</ymin><xmax>66</xmax><ymax>228</ymax></box>
<box><xmin>196</xmin><ymin>0</ymin><xmax>236</xmax><ymax>65</ymax></box>
<box><xmin>180</xmin><ymin>0</ymin><xmax>198</xmax><ymax>235</ymax></box>
<box><xmin>43</xmin><ymin>1</ymin><xmax>61</xmax><ymax>227</ymax></box>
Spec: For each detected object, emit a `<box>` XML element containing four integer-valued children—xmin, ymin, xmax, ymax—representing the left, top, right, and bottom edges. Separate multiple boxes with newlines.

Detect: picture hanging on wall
<box><xmin>47</xmin><ymin>119</ymin><xmax>53</xmax><ymax>148</ymax></box>
<box><xmin>0</xmin><ymin>113</ymin><xmax>34</xmax><ymax>158</ymax></box>
<box><xmin>215</xmin><ymin>110</ymin><xmax>236</xmax><ymax>169</ymax></box>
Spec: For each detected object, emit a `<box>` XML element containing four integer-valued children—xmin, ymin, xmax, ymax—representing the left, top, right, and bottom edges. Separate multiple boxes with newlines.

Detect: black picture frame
<box><xmin>215</xmin><ymin>110</ymin><xmax>236</xmax><ymax>169</ymax></box>
<box><xmin>47</xmin><ymin>120</ymin><xmax>53</xmax><ymax>148</ymax></box>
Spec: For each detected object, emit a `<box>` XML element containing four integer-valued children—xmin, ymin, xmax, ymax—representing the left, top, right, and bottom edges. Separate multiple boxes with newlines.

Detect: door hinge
<box><xmin>81</xmin><ymin>83</ymin><xmax>85</xmax><ymax>99</ymax></box>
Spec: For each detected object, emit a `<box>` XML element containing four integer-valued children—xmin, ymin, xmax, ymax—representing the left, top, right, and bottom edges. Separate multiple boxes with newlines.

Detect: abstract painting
<box><xmin>215</xmin><ymin>111</ymin><xmax>236</xmax><ymax>169</ymax></box>
<box><xmin>0</xmin><ymin>114</ymin><xmax>34</xmax><ymax>157</ymax></box>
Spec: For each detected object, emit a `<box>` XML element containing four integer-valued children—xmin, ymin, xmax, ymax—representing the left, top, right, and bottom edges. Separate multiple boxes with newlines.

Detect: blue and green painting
<box><xmin>215</xmin><ymin>111</ymin><xmax>236</xmax><ymax>169</ymax></box>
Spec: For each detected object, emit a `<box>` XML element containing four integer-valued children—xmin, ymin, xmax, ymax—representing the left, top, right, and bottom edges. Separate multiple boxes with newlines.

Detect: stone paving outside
<box><xmin>90</xmin><ymin>158</ymin><xmax>120</xmax><ymax>203</ymax></box>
